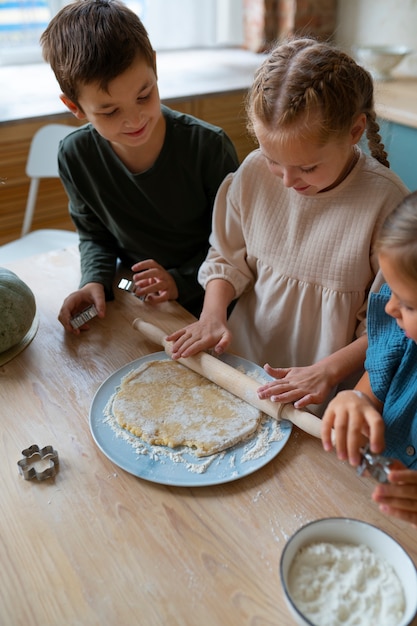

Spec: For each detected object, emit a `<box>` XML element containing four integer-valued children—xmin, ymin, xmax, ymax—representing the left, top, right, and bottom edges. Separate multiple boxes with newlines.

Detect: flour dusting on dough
<box><xmin>103</xmin><ymin>361</ymin><xmax>286</xmax><ymax>474</ymax></box>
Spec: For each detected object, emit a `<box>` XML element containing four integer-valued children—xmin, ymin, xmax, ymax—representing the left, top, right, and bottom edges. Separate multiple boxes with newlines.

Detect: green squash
<box><xmin>0</xmin><ymin>268</ymin><xmax>36</xmax><ymax>353</ymax></box>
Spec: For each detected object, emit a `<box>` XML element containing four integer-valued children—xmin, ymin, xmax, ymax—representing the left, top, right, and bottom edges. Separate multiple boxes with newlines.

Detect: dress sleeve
<box><xmin>198</xmin><ymin>172</ymin><xmax>255</xmax><ymax>298</ymax></box>
<box><xmin>169</xmin><ymin>130</ymin><xmax>239</xmax><ymax>311</ymax></box>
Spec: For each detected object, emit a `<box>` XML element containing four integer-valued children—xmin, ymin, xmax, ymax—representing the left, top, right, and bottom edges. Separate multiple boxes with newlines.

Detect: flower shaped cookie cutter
<box><xmin>357</xmin><ymin>443</ymin><xmax>394</xmax><ymax>484</ymax></box>
<box><xmin>17</xmin><ymin>444</ymin><xmax>59</xmax><ymax>481</ymax></box>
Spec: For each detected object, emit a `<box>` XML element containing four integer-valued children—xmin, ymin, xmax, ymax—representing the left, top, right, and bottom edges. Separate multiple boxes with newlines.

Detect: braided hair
<box><xmin>247</xmin><ymin>37</ymin><xmax>389</xmax><ymax>167</ymax></box>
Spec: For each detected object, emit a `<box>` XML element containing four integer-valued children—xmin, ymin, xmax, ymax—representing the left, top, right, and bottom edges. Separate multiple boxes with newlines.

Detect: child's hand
<box><xmin>58</xmin><ymin>283</ymin><xmax>105</xmax><ymax>334</ymax></box>
<box><xmin>131</xmin><ymin>259</ymin><xmax>178</xmax><ymax>302</ymax></box>
<box><xmin>257</xmin><ymin>362</ymin><xmax>334</xmax><ymax>409</ymax></box>
<box><xmin>372</xmin><ymin>464</ymin><xmax>417</xmax><ymax>528</ymax></box>
<box><xmin>167</xmin><ymin>316</ymin><xmax>232</xmax><ymax>359</ymax></box>
<box><xmin>321</xmin><ymin>390</ymin><xmax>385</xmax><ymax>466</ymax></box>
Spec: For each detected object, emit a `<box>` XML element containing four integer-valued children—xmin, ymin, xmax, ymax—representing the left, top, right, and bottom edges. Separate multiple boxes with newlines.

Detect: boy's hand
<box><xmin>58</xmin><ymin>283</ymin><xmax>105</xmax><ymax>334</ymax></box>
<box><xmin>131</xmin><ymin>259</ymin><xmax>178</xmax><ymax>303</ymax></box>
<box><xmin>167</xmin><ymin>316</ymin><xmax>232</xmax><ymax>359</ymax></box>
<box><xmin>257</xmin><ymin>362</ymin><xmax>335</xmax><ymax>409</ymax></box>
<box><xmin>373</xmin><ymin>464</ymin><xmax>417</xmax><ymax>528</ymax></box>
<box><xmin>321</xmin><ymin>390</ymin><xmax>385</xmax><ymax>466</ymax></box>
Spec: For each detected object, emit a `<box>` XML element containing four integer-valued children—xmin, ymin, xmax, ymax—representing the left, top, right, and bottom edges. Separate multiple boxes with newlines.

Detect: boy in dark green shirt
<box><xmin>41</xmin><ymin>0</ymin><xmax>238</xmax><ymax>332</ymax></box>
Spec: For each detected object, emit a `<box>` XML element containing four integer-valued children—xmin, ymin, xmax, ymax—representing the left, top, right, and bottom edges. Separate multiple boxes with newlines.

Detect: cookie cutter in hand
<box><xmin>357</xmin><ymin>443</ymin><xmax>395</xmax><ymax>483</ymax></box>
<box><xmin>70</xmin><ymin>304</ymin><xmax>98</xmax><ymax>329</ymax></box>
<box><xmin>118</xmin><ymin>278</ymin><xmax>147</xmax><ymax>301</ymax></box>
<box><xmin>17</xmin><ymin>444</ymin><xmax>59</xmax><ymax>481</ymax></box>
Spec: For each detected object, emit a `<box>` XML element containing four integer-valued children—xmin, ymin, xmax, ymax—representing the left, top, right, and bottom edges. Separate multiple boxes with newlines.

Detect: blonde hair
<box><xmin>41</xmin><ymin>0</ymin><xmax>155</xmax><ymax>107</ymax></box>
<box><xmin>376</xmin><ymin>192</ymin><xmax>417</xmax><ymax>282</ymax></box>
<box><xmin>246</xmin><ymin>36</ymin><xmax>389</xmax><ymax>166</ymax></box>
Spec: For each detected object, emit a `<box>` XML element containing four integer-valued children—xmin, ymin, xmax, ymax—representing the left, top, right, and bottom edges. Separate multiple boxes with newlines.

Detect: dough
<box><xmin>111</xmin><ymin>359</ymin><xmax>263</xmax><ymax>456</ymax></box>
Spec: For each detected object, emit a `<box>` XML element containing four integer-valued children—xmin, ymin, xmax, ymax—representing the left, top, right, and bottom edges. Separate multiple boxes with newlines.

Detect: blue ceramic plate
<box><xmin>89</xmin><ymin>352</ymin><xmax>292</xmax><ymax>486</ymax></box>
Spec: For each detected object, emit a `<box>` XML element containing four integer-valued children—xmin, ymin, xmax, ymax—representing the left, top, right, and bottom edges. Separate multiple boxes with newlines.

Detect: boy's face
<box><xmin>61</xmin><ymin>55</ymin><xmax>162</xmax><ymax>151</ymax></box>
<box><xmin>379</xmin><ymin>252</ymin><xmax>417</xmax><ymax>343</ymax></box>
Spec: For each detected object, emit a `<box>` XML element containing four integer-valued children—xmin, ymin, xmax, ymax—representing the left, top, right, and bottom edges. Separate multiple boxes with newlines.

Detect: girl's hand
<box><xmin>167</xmin><ymin>316</ymin><xmax>232</xmax><ymax>359</ymax></box>
<box><xmin>131</xmin><ymin>259</ymin><xmax>178</xmax><ymax>303</ymax></box>
<box><xmin>373</xmin><ymin>464</ymin><xmax>417</xmax><ymax>528</ymax></box>
<box><xmin>58</xmin><ymin>282</ymin><xmax>106</xmax><ymax>334</ymax></box>
<box><xmin>321</xmin><ymin>390</ymin><xmax>385</xmax><ymax>466</ymax></box>
<box><xmin>257</xmin><ymin>362</ymin><xmax>335</xmax><ymax>409</ymax></box>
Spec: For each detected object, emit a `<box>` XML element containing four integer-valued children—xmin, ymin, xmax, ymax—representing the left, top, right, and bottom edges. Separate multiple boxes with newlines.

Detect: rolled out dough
<box><xmin>111</xmin><ymin>359</ymin><xmax>263</xmax><ymax>457</ymax></box>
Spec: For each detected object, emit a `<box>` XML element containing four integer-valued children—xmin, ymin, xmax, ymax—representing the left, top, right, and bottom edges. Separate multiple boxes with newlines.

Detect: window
<box><xmin>0</xmin><ymin>0</ymin><xmax>243</xmax><ymax>65</ymax></box>
<box><xmin>0</xmin><ymin>0</ymin><xmax>51</xmax><ymax>64</ymax></box>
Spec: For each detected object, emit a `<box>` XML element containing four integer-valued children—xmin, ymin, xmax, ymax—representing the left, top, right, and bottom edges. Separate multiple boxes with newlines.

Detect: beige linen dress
<box><xmin>198</xmin><ymin>148</ymin><xmax>409</xmax><ymax>392</ymax></box>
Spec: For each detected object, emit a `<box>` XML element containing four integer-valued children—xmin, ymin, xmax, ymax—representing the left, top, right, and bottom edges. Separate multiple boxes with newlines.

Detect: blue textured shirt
<box><xmin>365</xmin><ymin>284</ymin><xmax>417</xmax><ymax>467</ymax></box>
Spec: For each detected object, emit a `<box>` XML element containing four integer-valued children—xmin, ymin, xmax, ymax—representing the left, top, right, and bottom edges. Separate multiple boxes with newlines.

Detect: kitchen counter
<box><xmin>2</xmin><ymin>51</ymin><xmax>416</xmax><ymax>127</ymax></box>
<box><xmin>375</xmin><ymin>76</ymin><xmax>417</xmax><ymax>128</ymax></box>
<box><xmin>0</xmin><ymin>48</ymin><xmax>264</xmax><ymax>123</ymax></box>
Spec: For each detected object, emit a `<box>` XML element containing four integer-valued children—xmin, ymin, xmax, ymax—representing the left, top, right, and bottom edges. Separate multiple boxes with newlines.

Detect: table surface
<box><xmin>2</xmin><ymin>246</ymin><xmax>417</xmax><ymax>626</ymax></box>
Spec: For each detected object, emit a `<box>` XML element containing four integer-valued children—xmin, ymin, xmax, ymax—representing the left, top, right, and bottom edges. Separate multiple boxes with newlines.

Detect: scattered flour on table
<box><xmin>103</xmin><ymin>364</ymin><xmax>286</xmax><ymax>474</ymax></box>
<box><xmin>288</xmin><ymin>541</ymin><xmax>405</xmax><ymax>626</ymax></box>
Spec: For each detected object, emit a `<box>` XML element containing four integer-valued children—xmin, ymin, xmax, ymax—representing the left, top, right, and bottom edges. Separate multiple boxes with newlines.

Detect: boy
<box><xmin>40</xmin><ymin>0</ymin><xmax>239</xmax><ymax>332</ymax></box>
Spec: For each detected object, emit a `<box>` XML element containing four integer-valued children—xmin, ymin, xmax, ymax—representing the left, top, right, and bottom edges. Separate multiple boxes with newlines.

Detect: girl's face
<box><xmin>61</xmin><ymin>55</ymin><xmax>163</xmax><ymax>152</ymax></box>
<box><xmin>379</xmin><ymin>252</ymin><xmax>417</xmax><ymax>343</ymax></box>
<box><xmin>253</xmin><ymin>115</ymin><xmax>365</xmax><ymax>196</ymax></box>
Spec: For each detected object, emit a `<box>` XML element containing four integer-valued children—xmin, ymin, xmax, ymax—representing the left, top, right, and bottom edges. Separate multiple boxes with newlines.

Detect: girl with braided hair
<box><xmin>168</xmin><ymin>36</ymin><xmax>409</xmax><ymax>416</ymax></box>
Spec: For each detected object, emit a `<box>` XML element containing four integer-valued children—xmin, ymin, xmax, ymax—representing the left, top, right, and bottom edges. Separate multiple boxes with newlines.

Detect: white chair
<box><xmin>0</xmin><ymin>123</ymin><xmax>79</xmax><ymax>263</ymax></box>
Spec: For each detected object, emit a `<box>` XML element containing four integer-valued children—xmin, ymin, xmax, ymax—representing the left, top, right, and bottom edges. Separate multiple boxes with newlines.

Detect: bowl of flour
<box><xmin>280</xmin><ymin>518</ymin><xmax>417</xmax><ymax>626</ymax></box>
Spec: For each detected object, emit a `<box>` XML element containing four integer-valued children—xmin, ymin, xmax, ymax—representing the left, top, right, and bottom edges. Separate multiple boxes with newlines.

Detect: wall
<box><xmin>336</xmin><ymin>0</ymin><xmax>417</xmax><ymax>76</ymax></box>
<box><xmin>243</xmin><ymin>0</ymin><xmax>337</xmax><ymax>52</ymax></box>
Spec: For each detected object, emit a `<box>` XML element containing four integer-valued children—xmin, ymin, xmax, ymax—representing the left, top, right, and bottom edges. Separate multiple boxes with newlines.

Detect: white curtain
<box><xmin>141</xmin><ymin>0</ymin><xmax>243</xmax><ymax>50</ymax></box>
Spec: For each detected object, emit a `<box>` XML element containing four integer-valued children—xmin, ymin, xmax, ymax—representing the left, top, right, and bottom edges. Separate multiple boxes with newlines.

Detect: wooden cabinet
<box><xmin>192</xmin><ymin>92</ymin><xmax>256</xmax><ymax>164</ymax></box>
<box><xmin>0</xmin><ymin>117</ymin><xmax>82</xmax><ymax>245</ymax></box>
<box><xmin>0</xmin><ymin>91</ymin><xmax>256</xmax><ymax>245</ymax></box>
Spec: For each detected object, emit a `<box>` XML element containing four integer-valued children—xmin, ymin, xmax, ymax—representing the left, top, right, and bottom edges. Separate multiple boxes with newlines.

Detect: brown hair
<box><xmin>376</xmin><ymin>191</ymin><xmax>417</xmax><ymax>282</ymax></box>
<box><xmin>246</xmin><ymin>36</ymin><xmax>389</xmax><ymax>166</ymax></box>
<box><xmin>40</xmin><ymin>0</ymin><xmax>155</xmax><ymax>107</ymax></box>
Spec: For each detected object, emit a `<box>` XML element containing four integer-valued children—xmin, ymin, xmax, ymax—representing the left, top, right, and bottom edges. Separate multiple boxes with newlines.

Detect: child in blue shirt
<box><xmin>322</xmin><ymin>191</ymin><xmax>417</xmax><ymax>527</ymax></box>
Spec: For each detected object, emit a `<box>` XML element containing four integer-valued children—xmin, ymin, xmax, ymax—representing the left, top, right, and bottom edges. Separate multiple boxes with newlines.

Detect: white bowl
<box><xmin>280</xmin><ymin>518</ymin><xmax>417</xmax><ymax>626</ymax></box>
<box><xmin>354</xmin><ymin>45</ymin><xmax>412</xmax><ymax>80</ymax></box>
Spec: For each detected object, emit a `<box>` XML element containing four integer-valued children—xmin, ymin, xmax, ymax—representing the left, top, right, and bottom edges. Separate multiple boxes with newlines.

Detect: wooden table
<box><xmin>2</xmin><ymin>247</ymin><xmax>417</xmax><ymax>626</ymax></box>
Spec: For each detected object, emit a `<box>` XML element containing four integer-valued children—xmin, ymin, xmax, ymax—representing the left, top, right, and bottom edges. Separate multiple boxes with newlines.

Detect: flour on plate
<box><xmin>111</xmin><ymin>359</ymin><xmax>263</xmax><ymax>457</ymax></box>
<box><xmin>103</xmin><ymin>362</ymin><xmax>286</xmax><ymax>474</ymax></box>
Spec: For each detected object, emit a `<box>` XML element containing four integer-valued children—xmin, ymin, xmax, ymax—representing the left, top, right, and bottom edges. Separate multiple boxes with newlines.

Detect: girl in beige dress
<box><xmin>168</xmin><ymin>37</ymin><xmax>409</xmax><ymax>416</ymax></box>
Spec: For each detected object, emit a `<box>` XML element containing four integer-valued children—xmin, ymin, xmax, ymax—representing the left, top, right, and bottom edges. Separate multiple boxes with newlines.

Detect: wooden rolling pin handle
<box><xmin>132</xmin><ymin>319</ymin><xmax>323</xmax><ymax>440</ymax></box>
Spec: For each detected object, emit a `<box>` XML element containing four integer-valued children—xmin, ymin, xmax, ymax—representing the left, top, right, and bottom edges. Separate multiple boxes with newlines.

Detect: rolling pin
<box><xmin>133</xmin><ymin>319</ymin><xmax>323</xmax><ymax>439</ymax></box>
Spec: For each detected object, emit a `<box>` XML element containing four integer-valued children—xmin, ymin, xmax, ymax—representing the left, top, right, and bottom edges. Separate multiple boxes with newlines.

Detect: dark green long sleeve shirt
<box><xmin>58</xmin><ymin>105</ymin><xmax>239</xmax><ymax>316</ymax></box>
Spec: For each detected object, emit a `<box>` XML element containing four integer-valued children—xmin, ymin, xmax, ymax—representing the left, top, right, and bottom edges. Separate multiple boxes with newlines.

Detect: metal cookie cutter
<box><xmin>70</xmin><ymin>304</ymin><xmax>98</xmax><ymax>329</ymax></box>
<box><xmin>118</xmin><ymin>278</ymin><xmax>147</xmax><ymax>301</ymax></box>
<box><xmin>357</xmin><ymin>443</ymin><xmax>395</xmax><ymax>483</ymax></box>
<box><xmin>17</xmin><ymin>444</ymin><xmax>59</xmax><ymax>481</ymax></box>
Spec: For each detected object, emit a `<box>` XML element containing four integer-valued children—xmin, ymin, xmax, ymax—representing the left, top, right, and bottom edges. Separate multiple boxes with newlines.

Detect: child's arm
<box><xmin>257</xmin><ymin>335</ymin><xmax>368</xmax><ymax>410</ymax></box>
<box><xmin>321</xmin><ymin>370</ymin><xmax>385</xmax><ymax>466</ymax></box>
<box><xmin>167</xmin><ymin>278</ymin><xmax>235</xmax><ymax>358</ymax></box>
<box><xmin>372</xmin><ymin>465</ymin><xmax>417</xmax><ymax>528</ymax></box>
